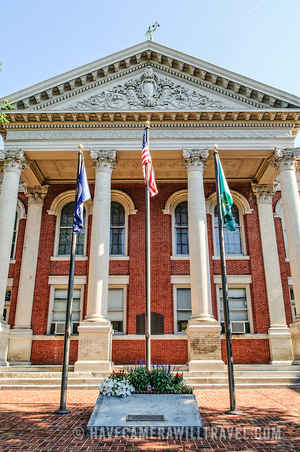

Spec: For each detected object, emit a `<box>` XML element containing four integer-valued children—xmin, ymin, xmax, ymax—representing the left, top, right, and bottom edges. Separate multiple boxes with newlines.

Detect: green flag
<box><xmin>216</xmin><ymin>153</ymin><xmax>236</xmax><ymax>231</ymax></box>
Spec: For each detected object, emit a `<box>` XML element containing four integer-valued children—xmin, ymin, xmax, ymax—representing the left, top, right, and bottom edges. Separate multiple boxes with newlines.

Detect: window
<box><xmin>10</xmin><ymin>212</ymin><xmax>18</xmax><ymax>259</ymax></box>
<box><xmin>289</xmin><ymin>287</ymin><xmax>296</xmax><ymax>321</ymax></box>
<box><xmin>218</xmin><ymin>287</ymin><xmax>250</xmax><ymax>333</ymax></box>
<box><xmin>110</xmin><ymin>202</ymin><xmax>125</xmax><ymax>256</ymax></box>
<box><xmin>107</xmin><ymin>288</ymin><xmax>124</xmax><ymax>333</ymax></box>
<box><xmin>214</xmin><ymin>204</ymin><xmax>242</xmax><ymax>255</ymax></box>
<box><xmin>2</xmin><ymin>289</ymin><xmax>11</xmax><ymax>322</ymax></box>
<box><xmin>275</xmin><ymin>200</ymin><xmax>289</xmax><ymax>258</ymax></box>
<box><xmin>175</xmin><ymin>202</ymin><xmax>189</xmax><ymax>255</ymax></box>
<box><xmin>175</xmin><ymin>287</ymin><xmax>192</xmax><ymax>332</ymax></box>
<box><xmin>50</xmin><ymin>288</ymin><xmax>81</xmax><ymax>335</ymax></box>
<box><xmin>58</xmin><ymin>202</ymin><xmax>85</xmax><ymax>256</ymax></box>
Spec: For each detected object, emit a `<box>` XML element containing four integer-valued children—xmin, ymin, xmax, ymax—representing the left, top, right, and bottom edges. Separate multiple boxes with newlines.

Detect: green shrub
<box><xmin>127</xmin><ymin>367</ymin><xmax>151</xmax><ymax>392</ymax></box>
<box><xmin>110</xmin><ymin>369</ymin><xmax>128</xmax><ymax>381</ymax></box>
<box><xmin>171</xmin><ymin>372</ymin><xmax>184</xmax><ymax>385</ymax></box>
<box><xmin>172</xmin><ymin>383</ymin><xmax>193</xmax><ymax>394</ymax></box>
<box><xmin>150</xmin><ymin>368</ymin><xmax>172</xmax><ymax>392</ymax></box>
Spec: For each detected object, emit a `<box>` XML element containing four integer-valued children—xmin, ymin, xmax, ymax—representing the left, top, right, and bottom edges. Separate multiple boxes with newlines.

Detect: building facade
<box><xmin>1</xmin><ymin>41</ymin><xmax>300</xmax><ymax>372</ymax></box>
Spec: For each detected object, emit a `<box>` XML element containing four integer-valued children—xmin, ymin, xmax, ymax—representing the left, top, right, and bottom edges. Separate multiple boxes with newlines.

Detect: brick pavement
<box><xmin>0</xmin><ymin>388</ymin><xmax>299</xmax><ymax>451</ymax></box>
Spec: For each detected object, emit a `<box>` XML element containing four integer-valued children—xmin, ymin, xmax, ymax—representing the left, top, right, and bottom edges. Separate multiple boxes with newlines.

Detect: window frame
<box><xmin>206</xmin><ymin>190</ymin><xmax>252</xmax><ymax>259</ymax></box>
<box><xmin>110</xmin><ymin>201</ymin><xmax>127</xmax><ymax>258</ymax></box>
<box><xmin>109</xmin><ymin>190</ymin><xmax>137</xmax><ymax>260</ymax></box>
<box><xmin>173</xmin><ymin>284</ymin><xmax>192</xmax><ymax>334</ymax></box>
<box><xmin>47</xmin><ymin>284</ymin><xmax>84</xmax><ymax>335</ymax></box>
<box><xmin>55</xmin><ymin>201</ymin><xmax>88</xmax><ymax>258</ymax></box>
<box><xmin>2</xmin><ymin>284</ymin><xmax>12</xmax><ymax>323</ymax></box>
<box><xmin>288</xmin><ymin>285</ymin><xmax>297</xmax><ymax>322</ymax></box>
<box><xmin>215</xmin><ymin>283</ymin><xmax>253</xmax><ymax>334</ymax></box>
<box><xmin>163</xmin><ymin>190</ymin><xmax>189</xmax><ymax>259</ymax></box>
<box><xmin>107</xmin><ymin>284</ymin><xmax>127</xmax><ymax>334</ymax></box>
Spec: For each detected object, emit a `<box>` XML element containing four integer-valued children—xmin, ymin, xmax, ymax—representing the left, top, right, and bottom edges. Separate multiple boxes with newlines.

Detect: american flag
<box><xmin>142</xmin><ymin>127</ymin><xmax>158</xmax><ymax>197</ymax></box>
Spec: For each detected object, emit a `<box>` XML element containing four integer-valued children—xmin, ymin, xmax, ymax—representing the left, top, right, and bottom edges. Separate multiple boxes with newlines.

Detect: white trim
<box><xmin>171</xmin><ymin>275</ymin><xmax>191</xmax><ymax>284</ymax></box>
<box><xmin>108</xmin><ymin>275</ymin><xmax>129</xmax><ymax>285</ymax></box>
<box><xmin>110</xmin><ymin>256</ymin><xmax>130</xmax><ymax>261</ymax></box>
<box><xmin>212</xmin><ymin>255</ymin><xmax>250</xmax><ymax>260</ymax></box>
<box><xmin>108</xmin><ymin>284</ymin><xmax>127</xmax><ymax>334</ymax></box>
<box><xmin>112</xmin><ymin>334</ymin><xmax>188</xmax><ymax>340</ymax></box>
<box><xmin>164</xmin><ymin>190</ymin><xmax>189</xmax><ymax>258</ymax></box>
<box><xmin>170</xmin><ymin>256</ymin><xmax>190</xmax><ymax>261</ymax></box>
<box><xmin>172</xmin><ymin>284</ymin><xmax>192</xmax><ymax>334</ymax></box>
<box><xmin>220</xmin><ymin>334</ymin><xmax>268</xmax><ymax>339</ymax></box>
<box><xmin>50</xmin><ymin>191</ymin><xmax>89</xmax><ymax>257</ymax></box>
<box><xmin>207</xmin><ymin>191</ymin><xmax>250</xmax><ymax>257</ymax></box>
<box><xmin>47</xmin><ymin>284</ymin><xmax>85</xmax><ymax>335</ymax></box>
<box><xmin>50</xmin><ymin>256</ymin><xmax>88</xmax><ymax>262</ymax></box>
<box><xmin>48</xmin><ymin>275</ymin><xmax>87</xmax><ymax>285</ymax></box>
<box><xmin>206</xmin><ymin>190</ymin><xmax>253</xmax><ymax>216</ymax></box>
<box><xmin>213</xmin><ymin>275</ymin><xmax>252</xmax><ymax>284</ymax></box>
<box><xmin>215</xmin><ymin>283</ymin><xmax>253</xmax><ymax>333</ymax></box>
<box><xmin>110</xmin><ymin>191</ymin><xmax>135</xmax><ymax>257</ymax></box>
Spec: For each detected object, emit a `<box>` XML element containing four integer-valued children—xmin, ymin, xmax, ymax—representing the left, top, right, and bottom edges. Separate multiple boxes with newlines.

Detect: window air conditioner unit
<box><xmin>54</xmin><ymin>322</ymin><xmax>65</xmax><ymax>335</ymax></box>
<box><xmin>231</xmin><ymin>321</ymin><xmax>246</xmax><ymax>334</ymax></box>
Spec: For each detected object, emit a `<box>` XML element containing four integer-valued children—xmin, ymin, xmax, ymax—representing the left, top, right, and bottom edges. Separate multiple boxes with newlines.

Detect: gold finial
<box><xmin>78</xmin><ymin>144</ymin><xmax>84</xmax><ymax>153</ymax></box>
<box><xmin>213</xmin><ymin>144</ymin><xmax>218</xmax><ymax>152</ymax></box>
<box><xmin>145</xmin><ymin>120</ymin><xmax>150</xmax><ymax>128</ymax></box>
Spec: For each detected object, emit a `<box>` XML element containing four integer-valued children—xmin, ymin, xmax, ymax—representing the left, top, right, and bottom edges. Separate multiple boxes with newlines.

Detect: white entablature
<box><xmin>2</xmin><ymin>41</ymin><xmax>300</xmax><ymax>112</ymax></box>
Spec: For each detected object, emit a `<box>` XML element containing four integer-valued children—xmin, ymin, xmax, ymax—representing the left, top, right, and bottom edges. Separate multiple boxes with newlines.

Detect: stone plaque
<box><xmin>126</xmin><ymin>414</ymin><xmax>165</xmax><ymax>422</ymax></box>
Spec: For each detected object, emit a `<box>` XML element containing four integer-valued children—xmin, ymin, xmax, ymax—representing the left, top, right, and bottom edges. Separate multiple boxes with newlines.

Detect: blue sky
<box><xmin>1</xmin><ymin>0</ymin><xmax>300</xmax><ymax>97</ymax></box>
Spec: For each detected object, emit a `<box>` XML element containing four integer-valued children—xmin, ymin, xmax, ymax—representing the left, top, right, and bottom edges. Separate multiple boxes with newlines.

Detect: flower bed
<box><xmin>99</xmin><ymin>365</ymin><xmax>192</xmax><ymax>398</ymax></box>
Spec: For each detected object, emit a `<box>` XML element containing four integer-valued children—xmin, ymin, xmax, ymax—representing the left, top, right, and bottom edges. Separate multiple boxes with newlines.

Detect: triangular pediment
<box><xmin>48</xmin><ymin>65</ymin><xmax>257</xmax><ymax>112</ymax></box>
<box><xmin>3</xmin><ymin>41</ymin><xmax>300</xmax><ymax>112</ymax></box>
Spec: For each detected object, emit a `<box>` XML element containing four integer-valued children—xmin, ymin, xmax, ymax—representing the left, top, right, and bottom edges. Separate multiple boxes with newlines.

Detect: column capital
<box><xmin>0</xmin><ymin>149</ymin><xmax>28</xmax><ymax>171</ymax></box>
<box><xmin>90</xmin><ymin>149</ymin><xmax>117</xmax><ymax>170</ymax></box>
<box><xmin>183</xmin><ymin>148</ymin><xmax>209</xmax><ymax>169</ymax></box>
<box><xmin>25</xmin><ymin>185</ymin><xmax>49</xmax><ymax>202</ymax></box>
<box><xmin>272</xmin><ymin>147</ymin><xmax>299</xmax><ymax>171</ymax></box>
<box><xmin>252</xmin><ymin>183</ymin><xmax>277</xmax><ymax>204</ymax></box>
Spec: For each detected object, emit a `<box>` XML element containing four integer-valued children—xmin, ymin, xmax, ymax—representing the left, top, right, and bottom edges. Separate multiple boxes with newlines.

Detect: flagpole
<box><xmin>145</xmin><ymin>121</ymin><xmax>151</xmax><ymax>371</ymax></box>
<box><xmin>55</xmin><ymin>149</ymin><xmax>82</xmax><ymax>415</ymax></box>
<box><xmin>213</xmin><ymin>146</ymin><xmax>239</xmax><ymax>415</ymax></box>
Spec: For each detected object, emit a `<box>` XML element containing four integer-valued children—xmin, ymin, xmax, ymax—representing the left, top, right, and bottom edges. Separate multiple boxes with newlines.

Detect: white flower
<box><xmin>99</xmin><ymin>377</ymin><xmax>135</xmax><ymax>398</ymax></box>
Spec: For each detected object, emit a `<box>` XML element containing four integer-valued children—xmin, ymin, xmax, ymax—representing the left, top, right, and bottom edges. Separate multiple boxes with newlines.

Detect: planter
<box><xmin>87</xmin><ymin>393</ymin><xmax>204</xmax><ymax>438</ymax></box>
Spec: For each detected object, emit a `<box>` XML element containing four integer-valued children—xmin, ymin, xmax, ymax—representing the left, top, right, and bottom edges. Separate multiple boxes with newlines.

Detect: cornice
<box><xmin>1</xmin><ymin>110</ymin><xmax>300</xmax><ymax>131</ymax></box>
<box><xmin>3</xmin><ymin>50</ymin><xmax>300</xmax><ymax>111</ymax></box>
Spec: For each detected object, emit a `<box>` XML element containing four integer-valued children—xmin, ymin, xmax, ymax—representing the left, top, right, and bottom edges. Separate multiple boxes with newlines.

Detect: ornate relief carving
<box><xmin>0</xmin><ymin>149</ymin><xmax>27</xmax><ymax>170</ymax></box>
<box><xmin>183</xmin><ymin>149</ymin><xmax>209</xmax><ymax>168</ymax></box>
<box><xmin>25</xmin><ymin>185</ymin><xmax>49</xmax><ymax>202</ymax></box>
<box><xmin>69</xmin><ymin>67</ymin><xmax>231</xmax><ymax>111</ymax></box>
<box><xmin>272</xmin><ymin>147</ymin><xmax>298</xmax><ymax>171</ymax></box>
<box><xmin>90</xmin><ymin>149</ymin><xmax>117</xmax><ymax>170</ymax></box>
<box><xmin>252</xmin><ymin>183</ymin><xmax>277</xmax><ymax>204</ymax></box>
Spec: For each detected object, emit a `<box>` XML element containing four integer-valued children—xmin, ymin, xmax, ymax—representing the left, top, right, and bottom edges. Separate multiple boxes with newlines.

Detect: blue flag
<box><xmin>216</xmin><ymin>153</ymin><xmax>236</xmax><ymax>232</ymax></box>
<box><xmin>73</xmin><ymin>153</ymin><xmax>91</xmax><ymax>233</ymax></box>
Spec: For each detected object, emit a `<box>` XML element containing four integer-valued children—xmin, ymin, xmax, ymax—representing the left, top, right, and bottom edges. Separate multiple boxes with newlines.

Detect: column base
<box><xmin>8</xmin><ymin>328</ymin><xmax>33</xmax><ymax>363</ymax></box>
<box><xmin>0</xmin><ymin>322</ymin><xmax>10</xmax><ymax>366</ymax></box>
<box><xmin>187</xmin><ymin>319</ymin><xmax>225</xmax><ymax>372</ymax></box>
<box><xmin>290</xmin><ymin>320</ymin><xmax>300</xmax><ymax>362</ymax></box>
<box><xmin>268</xmin><ymin>326</ymin><xmax>294</xmax><ymax>364</ymax></box>
<box><xmin>74</xmin><ymin>319</ymin><xmax>112</xmax><ymax>373</ymax></box>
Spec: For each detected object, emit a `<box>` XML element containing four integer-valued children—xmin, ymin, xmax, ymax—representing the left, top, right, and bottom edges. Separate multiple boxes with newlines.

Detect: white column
<box><xmin>273</xmin><ymin>148</ymin><xmax>300</xmax><ymax>360</ymax></box>
<box><xmin>75</xmin><ymin>150</ymin><xmax>116</xmax><ymax>373</ymax></box>
<box><xmin>183</xmin><ymin>149</ymin><xmax>223</xmax><ymax>372</ymax></box>
<box><xmin>0</xmin><ymin>149</ymin><xmax>26</xmax><ymax>365</ymax></box>
<box><xmin>253</xmin><ymin>183</ymin><xmax>293</xmax><ymax>363</ymax></box>
<box><xmin>8</xmin><ymin>186</ymin><xmax>48</xmax><ymax>363</ymax></box>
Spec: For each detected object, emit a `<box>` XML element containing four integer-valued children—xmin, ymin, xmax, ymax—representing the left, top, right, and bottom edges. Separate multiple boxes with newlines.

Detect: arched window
<box><xmin>58</xmin><ymin>202</ymin><xmax>85</xmax><ymax>256</ymax></box>
<box><xmin>175</xmin><ymin>201</ymin><xmax>189</xmax><ymax>255</ymax></box>
<box><xmin>214</xmin><ymin>204</ymin><xmax>242</xmax><ymax>255</ymax></box>
<box><xmin>110</xmin><ymin>201</ymin><xmax>125</xmax><ymax>256</ymax></box>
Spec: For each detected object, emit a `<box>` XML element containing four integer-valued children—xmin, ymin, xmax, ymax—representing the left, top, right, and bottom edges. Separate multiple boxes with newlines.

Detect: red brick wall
<box><xmin>112</xmin><ymin>339</ymin><xmax>188</xmax><ymax>364</ymax></box>
<box><xmin>221</xmin><ymin>339</ymin><xmax>270</xmax><ymax>364</ymax></box>
<box><xmin>18</xmin><ymin>182</ymin><xmax>276</xmax><ymax>365</ymax></box>
<box><xmin>31</xmin><ymin>340</ymin><xmax>78</xmax><ymax>365</ymax></box>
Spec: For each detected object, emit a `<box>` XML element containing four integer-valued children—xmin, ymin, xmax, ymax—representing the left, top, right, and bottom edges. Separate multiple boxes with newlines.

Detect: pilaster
<box><xmin>8</xmin><ymin>185</ymin><xmax>48</xmax><ymax>364</ymax></box>
<box><xmin>253</xmin><ymin>183</ymin><xmax>293</xmax><ymax>363</ymax></box>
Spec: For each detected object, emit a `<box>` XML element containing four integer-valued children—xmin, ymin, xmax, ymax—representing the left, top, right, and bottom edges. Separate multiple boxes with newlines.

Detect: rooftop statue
<box><xmin>145</xmin><ymin>22</ymin><xmax>160</xmax><ymax>41</ymax></box>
